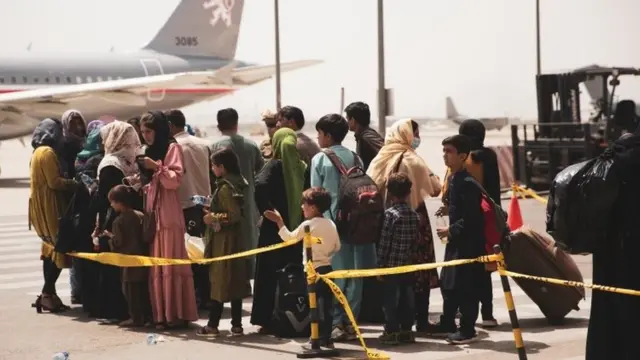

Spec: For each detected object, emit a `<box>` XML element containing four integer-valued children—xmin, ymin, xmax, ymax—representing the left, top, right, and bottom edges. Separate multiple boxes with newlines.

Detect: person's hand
<box><xmin>125</xmin><ymin>175</ymin><xmax>140</xmax><ymax>185</ymax></box>
<box><xmin>103</xmin><ymin>230</ymin><xmax>113</xmax><ymax>238</ymax></box>
<box><xmin>263</xmin><ymin>209</ymin><xmax>282</xmax><ymax>223</ymax></box>
<box><xmin>435</xmin><ymin>206</ymin><xmax>448</xmax><ymax>217</ymax></box>
<box><xmin>203</xmin><ymin>209</ymin><xmax>214</xmax><ymax>225</ymax></box>
<box><xmin>142</xmin><ymin>157</ymin><xmax>159</xmax><ymax>170</ymax></box>
<box><xmin>436</xmin><ymin>227</ymin><xmax>449</xmax><ymax>239</ymax></box>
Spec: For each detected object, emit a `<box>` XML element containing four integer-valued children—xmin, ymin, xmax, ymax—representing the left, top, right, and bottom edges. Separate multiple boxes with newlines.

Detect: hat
<box><xmin>261</xmin><ymin>109</ymin><xmax>277</xmax><ymax>123</ymax></box>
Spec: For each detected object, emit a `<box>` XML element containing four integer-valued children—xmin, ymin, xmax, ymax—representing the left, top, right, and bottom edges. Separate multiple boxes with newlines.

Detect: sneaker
<box><xmin>230</xmin><ymin>326</ymin><xmax>244</xmax><ymax>336</ymax></box>
<box><xmin>331</xmin><ymin>325</ymin><xmax>357</xmax><ymax>342</ymax></box>
<box><xmin>319</xmin><ymin>339</ymin><xmax>336</xmax><ymax>349</ymax></box>
<box><xmin>481</xmin><ymin>318</ymin><xmax>499</xmax><ymax>328</ymax></box>
<box><xmin>195</xmin><ymin>326</ymin><xmax>220</xmax><ymax>337</ymax></box>
<box><xmin>420</xmin><ymin>322</ymin><xmax>455</xmax><ymax>338</ymax></box>
<box><xmin>398</xmin><ymin>330</ymin><xmax>416</xmax><ymax>344</ymax></box>
<box><xmin>446</xmin><ymin>331</ymin><xmax>477</xmax><ymax>345</ymax></box>
<box><xmin>378</xmin><ymin>332</ymin><xmax>400</xmax><ymax>346</ymax></box>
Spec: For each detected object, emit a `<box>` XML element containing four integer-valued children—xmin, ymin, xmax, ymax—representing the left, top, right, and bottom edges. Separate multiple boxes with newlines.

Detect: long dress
<box><xmin>29</xmin><ymin>146</ymin><xmax>75</xmax><ymax>269</ymax></box>
<box><xmin>250</xmin><ymin>160</ymin><xmax>303</xmax><ymax>327</ymax></box>
<box><xmin>206</xmin><ymin>176</ymin><xmax>252</xmax><ymax>303</ymax></box>
<box><xmin>586</xmin><ymin>133</ymin><xmax>640</xmax><ymax>359</ymax></box>
<box><xmin>147</xmin><ymin>143</ymin><xmax>198</xmax><ymax>323</ymax></box>
<box><xmin>211</xmin><ymin>134</ymin><xmax>265</xmax><ymax>274</ymax></box>
<box><xmin>94</xmin><ymin>165</ymin><xmax>129</xmax><ymax>320</ymax></box>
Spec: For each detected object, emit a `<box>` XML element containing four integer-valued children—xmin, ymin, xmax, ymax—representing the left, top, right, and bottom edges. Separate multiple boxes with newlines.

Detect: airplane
<box><xmin>386</xmin><ymin>96</ymin><xmax>519</xmax><ymax>131</ymax></box>
<box><xmin>0</xmin><ymin>0</ymin><xmax>321</xmax><ymax>142</ymax></box>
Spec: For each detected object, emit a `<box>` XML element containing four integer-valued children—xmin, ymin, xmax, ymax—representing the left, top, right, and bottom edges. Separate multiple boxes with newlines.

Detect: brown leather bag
<box><xmin>142</xmin><ymin>185</ymin><xmax>160</xmax><ymax>243</ymax></box>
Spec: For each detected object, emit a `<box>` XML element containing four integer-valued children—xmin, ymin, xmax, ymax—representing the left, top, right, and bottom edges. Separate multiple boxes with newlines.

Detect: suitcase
<box><xmin>503</xmin><ymin>227</ymin><xmax>585</xmax><ymax>324</ymax></box>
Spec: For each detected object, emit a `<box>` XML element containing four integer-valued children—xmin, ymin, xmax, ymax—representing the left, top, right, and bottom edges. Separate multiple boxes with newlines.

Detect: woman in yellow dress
<box><xmin>29</xmin><ymin>118</ymin><xmax>77</xmax><ymax>313</ymax></box>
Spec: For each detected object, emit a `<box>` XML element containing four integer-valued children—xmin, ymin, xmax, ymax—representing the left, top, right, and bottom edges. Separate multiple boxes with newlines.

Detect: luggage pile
<box><xmin>503</xmin><ymin>227</ymin><xmax>585</xmax><ymax>324</ymax></box>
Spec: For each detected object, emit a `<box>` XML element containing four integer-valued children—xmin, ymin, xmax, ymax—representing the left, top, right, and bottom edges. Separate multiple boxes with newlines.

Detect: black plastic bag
<box><xmin>546</xmin><ymin>160</ymin><xmax>591</xmax><ymax>252</ymax></box>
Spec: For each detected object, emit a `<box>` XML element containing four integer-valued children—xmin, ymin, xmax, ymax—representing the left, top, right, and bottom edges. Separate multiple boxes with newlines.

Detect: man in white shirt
<box><xmin>166</xmin><ymin>109</ymin><xmax>212</xmax><ymax>308</ymax></box>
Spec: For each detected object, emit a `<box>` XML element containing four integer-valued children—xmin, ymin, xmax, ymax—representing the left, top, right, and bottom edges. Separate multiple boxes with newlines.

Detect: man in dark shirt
<box><xmin>377</xmin><ymin>172</ymin><xmax>419</xmax><ymax>346</ymax></box>
<box><xmin>433</xmin><ymin>134</ymin><xmax>485</xmax><ymax>344</ymax></box>
<box><xmin>345</xmin><ymin>102</ymin><xmax>384</xmax><ymax>171</ymax></box>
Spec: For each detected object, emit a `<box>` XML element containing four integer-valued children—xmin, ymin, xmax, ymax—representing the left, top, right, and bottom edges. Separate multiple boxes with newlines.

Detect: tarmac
<box><xmin>0</xmin><ymin>137</ymin><xmax>593</xmax><ymax>360</ymax></box>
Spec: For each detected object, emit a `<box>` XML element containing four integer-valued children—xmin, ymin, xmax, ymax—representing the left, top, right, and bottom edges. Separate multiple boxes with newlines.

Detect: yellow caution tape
<box><xmin>503</xmin><ymin>270</ymin><xmax>640</xmax><ymax>297</ymax></box>
<box><xmin>513</xmin><ymin>185</ymin><xmax>548</xmax><ymax>205</ymax></box>
<box><xmin>319</xmin><ymin>275</ymin><xmax>389</xmax><ymax>360</ymax></box>
<box><xmin>42</xmin><ymin>238</ymin><xmax>301</xmax><ymax>267</ymax></box>
<box><xmin>321</xmin><ymin>255</ymin><xmax>498</xmax><ymax>279</ymax></box>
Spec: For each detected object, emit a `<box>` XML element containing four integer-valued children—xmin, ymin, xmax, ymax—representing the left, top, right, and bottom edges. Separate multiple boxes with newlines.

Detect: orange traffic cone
<box><xmin>507</xmin><ymin>190</ymin><xmax>524</xmax><ymax>231</ymax></box>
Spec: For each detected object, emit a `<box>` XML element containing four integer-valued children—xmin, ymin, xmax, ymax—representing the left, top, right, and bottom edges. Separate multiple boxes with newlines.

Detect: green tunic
<box><xmin>211</xmin><ymin>134</ymin><xmax>264</xmax><ymax>264</ymax></box>
<box><xmin>205</xmin><ymin>176</ymin><xmax>252</xmax><ymax>302</ymax></box>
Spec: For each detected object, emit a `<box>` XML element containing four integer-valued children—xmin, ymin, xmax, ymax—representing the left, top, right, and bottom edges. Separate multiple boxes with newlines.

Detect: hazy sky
<box><xmin>0</xmin><ymin>0</ymin><xmax>639</xmax><ymax>123</ymax></box>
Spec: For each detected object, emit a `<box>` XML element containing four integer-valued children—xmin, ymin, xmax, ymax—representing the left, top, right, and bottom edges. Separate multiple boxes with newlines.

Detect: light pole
<box><xmin>274</xmin><ymin>0</ymin><xmax>282</xmax><ymax>110</ymax></box>
<box><xmin>377</xmin><ymin>0</ymin><xmax>386</xmax><ymax>137</ymax></box>
<box><xmin>535</xmin><ymin>0</ymin><xmax>541</xmax><ymax>75</ymax></box>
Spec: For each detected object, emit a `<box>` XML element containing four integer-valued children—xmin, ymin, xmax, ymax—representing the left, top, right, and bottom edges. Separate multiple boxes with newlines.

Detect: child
<box><xmin>105</xmin><ymin>184</ymin><xmax>150</xmax><ymax>327</ymax></box>
<box><xmin>377</xmin><ymin>172</ymin><xmax>419</xmax><ymax>345</ymax></box>
<box><xmin>196</xmin><ymin>147</ymin><xmax>251</xmax><ymax>337</ymax></box>
<box><xmin>434</xmin><ymin>134</ymin><xmax>485</xmax><ymax>344</ymax></box>
<box><xmin>264</xmin><ymin>186</ymin><xmax>341</xmax><ymax>349</ymax></box>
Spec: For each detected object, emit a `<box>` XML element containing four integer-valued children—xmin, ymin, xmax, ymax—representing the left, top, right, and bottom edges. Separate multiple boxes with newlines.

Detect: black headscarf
<box><xmin>614</xmin><ymin>100</ymin><xmax>639</xmax><ymax>134</ymax></box>
<box><xmin>458</xmin><ymin>119</ymin><xmax>486</xmax><ymax>150</ymax></box>
<box><xmin>143</xmin><ymin>111</ymin><xmax>176</xmax><ymax>161</ymax></box>
<box><xmin>141</xmin><ymin>111</ymin><xmax>177</xmax><ymax>183</ymax></box>
<box><xmin>31</xmin><ymin>118</ymin><xmax>68</xmax><ymax>176</ymax></box>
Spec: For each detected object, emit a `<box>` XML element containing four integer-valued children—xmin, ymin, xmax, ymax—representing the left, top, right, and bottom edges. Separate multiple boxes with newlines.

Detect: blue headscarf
<box><xmin>31</xmin><ymin>118</ymin><xmax>67</xmax><ymax>175</ymax></box>
<box><xmin>185</xmin><ymin>124</ymin><xmax>195</xmax><ymax>136</ymax></box>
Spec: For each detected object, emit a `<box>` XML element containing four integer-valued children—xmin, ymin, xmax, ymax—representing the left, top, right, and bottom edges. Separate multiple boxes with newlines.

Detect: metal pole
<box><xmin>340</xmin><ymin>87</ymin><xmax>345</xmax><ymax>114</ymax></box>
<box><xmin>297</xmin><ymin>226</ymin><xmax>339</xmax><ymax>359</ymax></box>
<box><xmin>376</xmin><ymin>0</ymin><xmax>386</xmax><ymax>137</ymax></box>
<box><xmin>535</xmin><ymin>0</ymin><xmax>541</xmax><ymax>75</ymax></box>
<box><xmin>493</xmin><ymin>245</ymin><xmax>528</xmax><ymax>360</ymax></box>
<box><xmin>274</xmin><ymin>0</ymin><xmax>282</xmax><ymax>110</ymax></box>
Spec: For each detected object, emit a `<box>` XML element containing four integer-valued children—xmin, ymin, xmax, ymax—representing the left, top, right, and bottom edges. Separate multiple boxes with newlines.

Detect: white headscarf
<box><xmin>97</xmin><ymin>120</ymin><xmax>141</xmax><ymax>177</ymax></box>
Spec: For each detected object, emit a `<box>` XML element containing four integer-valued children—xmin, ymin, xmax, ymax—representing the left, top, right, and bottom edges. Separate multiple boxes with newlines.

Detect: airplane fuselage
<box><xmin>451</xmin><ymin>116</ymin><xmax>510</xmax><ymax>131</ymax></box>
<box><xmin>0</xmin><ymin>50</ymin><xmax>250</xmax><ymax>125</ymax></box>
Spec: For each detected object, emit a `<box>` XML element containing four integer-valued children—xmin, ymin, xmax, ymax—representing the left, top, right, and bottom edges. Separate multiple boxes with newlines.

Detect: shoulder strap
<box><xmin>322</xmin><ymin>149</ymin><xmax>347</xmax><ymax>176</ymax></box>
<box><xmin>392</xmin><ymin>151</ymin><xmax>407</xmax><ymax>174</ymax></box>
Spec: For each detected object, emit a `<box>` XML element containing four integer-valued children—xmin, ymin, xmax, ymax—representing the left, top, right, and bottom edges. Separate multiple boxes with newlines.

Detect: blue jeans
<box><xmin>331</xmin><ymin>243</ymin><xmax>376</xmax><ymax>326</ymax></box>
<box><xmin>70</xmin><ymin>259</ymin><xmax>81</xmax><ymax>298</ymax></box>
<box><xmin>381</xmin><ymin>274</ymin><xmax>415</xmax><ymax>333</ymax></box>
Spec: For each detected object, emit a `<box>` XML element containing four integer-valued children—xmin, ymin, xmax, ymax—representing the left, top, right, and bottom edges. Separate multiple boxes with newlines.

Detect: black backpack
<box><xmin>271</xmin><ymin>264</ymin><xmax>310</xmax><ymax>338</ymax></box>
<box><xmin>322</xmin><ymin>149</ymin><xmax>385</xmax><ymax>245</ymax></box>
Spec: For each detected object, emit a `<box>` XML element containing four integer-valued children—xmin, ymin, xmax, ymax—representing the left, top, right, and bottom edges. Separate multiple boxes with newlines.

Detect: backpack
<box><xmin>271</xmin><ymin>263</ymin><xmax>310</xmax><ymax>338</ymax></box>
<box><xmin>464</xmin><ymin>177</ymin><xmax>509</xmax><ymax>258</ymax></box>
<box><xmin>322</xmin><ymin>149</ymin><xmax>385</xmax><ymax>245</ymax></box>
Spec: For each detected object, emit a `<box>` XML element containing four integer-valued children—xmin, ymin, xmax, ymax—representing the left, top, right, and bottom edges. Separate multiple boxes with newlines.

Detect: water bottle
<box><xmin>146</xmin><ymin>333</ymin><xmax>164</xmax><ymax>345</ymax></box>
<box><xmin>80</xmin><ymin>174</ymin><xmax>97</xmax><ymax>193</ymax></box>
<box><xmin>191</xmin><ymin>195</ymin><xmax>212</xmax><ymax>207</ymax></box>
<box><xmin>52</xmin><ymin>352</ymin><xmax>69</xmax><ymax>360</ymax></box>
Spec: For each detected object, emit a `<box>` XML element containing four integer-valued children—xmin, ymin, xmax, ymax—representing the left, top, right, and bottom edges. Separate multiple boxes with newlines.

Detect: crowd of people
<box><xmin>28</xmin><ymin>102</ymin><xmax>507</xmax><ymax>349</ymax></box>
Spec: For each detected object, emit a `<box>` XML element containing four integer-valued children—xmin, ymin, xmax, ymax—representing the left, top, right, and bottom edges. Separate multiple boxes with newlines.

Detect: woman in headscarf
<box><xmin>367</xmin><ymin>118</ymin><xmax>442</xmax><ymax>333</ymax></box>
<box><xmin>250</xmin><ymin>127</ymin><xmax>306</xmax><ymax>333</ymax></box>
<box><xmin>71</xmin><ymin>120</ymin><xmax>105</xmax><ymax>313</ymax></box>
<box><xmin>126</xmin><ymin>116</ymin><xmax>145</xmax><ymax>145</ymax></box>
<box><xmin>29</xmin><ymin>118</ymin><xmax>77</xmax><ymax>313</ymax></box>
<box><xmin>60</xmin><ymin>109</ymin><xmax>87</xmax><ymax>179</ymax></box>
<box><xmin>137</xmin><ymin>111</ymin><xmax>198</xmax><ymax>329</ymax></box>
<box><xmin>91</xmin><ymin>121</ymin><xmax>141</xmax><ymax>322</ymax></box>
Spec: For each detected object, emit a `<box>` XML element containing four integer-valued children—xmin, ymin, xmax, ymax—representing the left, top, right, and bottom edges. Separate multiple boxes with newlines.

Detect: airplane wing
<box><xmin>0</xmin><ymin>60</ymin><xmax>322</xmax><ymax>115</ymax></box>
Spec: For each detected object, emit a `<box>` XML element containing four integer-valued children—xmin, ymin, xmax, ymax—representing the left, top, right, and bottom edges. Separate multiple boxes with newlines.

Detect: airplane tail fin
<box><xmin>144</xmin><ymin>0</ymin><xmax>245</xmax><ymax>59</ymax></box>
<box><xmin>445</xmin><ymin>96</ymin><xmax>459</xmax><ymax>119</ymax></box>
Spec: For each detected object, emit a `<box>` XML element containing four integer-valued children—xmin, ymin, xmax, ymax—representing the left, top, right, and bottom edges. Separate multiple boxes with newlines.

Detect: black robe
<box><xmin>440</xmin><ymin>169</ymin><xmax>485</xmax><ymax>291</ymax></box>
<box><xmin>586</xmin><ymin>133</ymin><xmax>640</xmax><ymax>359</ymax></box>
<box><xmin>250</xmin><ymin>160</ymin><xmax>304</xmax><ymax>328</ymax></box>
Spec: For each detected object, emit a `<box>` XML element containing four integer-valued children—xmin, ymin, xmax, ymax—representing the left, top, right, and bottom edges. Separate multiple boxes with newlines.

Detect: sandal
<box><xmin>32</xmin><ymin>294</ymin><xmax>68</xmax><ymax>313</ymax></box>
<box><xmin>231</xmin><ymin>326</ymin><xmax>244</xmax><ymax>336</ymax></box>
<box><xmin>52</xmin><ymin>294</ymin><xmax>71</xmax><ymax>311</ymax></box>
<box><xmin>196</xmin><ymin>326</ymin><xmax>219</xmax><ymax>337</ymax></box>
<box><xmin>256</xmin><ymin>326</ymin><xmax>271</xmax><ymax>335</ymax></box>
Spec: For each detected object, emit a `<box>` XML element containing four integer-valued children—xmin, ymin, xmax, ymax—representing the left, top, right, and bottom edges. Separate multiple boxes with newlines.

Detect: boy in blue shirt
<box><xmin>310</xmin><ymin>113</ymin><xmax>375</xmax><ymax>341</ymax></box>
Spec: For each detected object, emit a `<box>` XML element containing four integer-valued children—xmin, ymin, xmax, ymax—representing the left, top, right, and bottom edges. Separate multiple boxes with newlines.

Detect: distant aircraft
<box><xmin>0</xmin><ymin>0</ymin><xmax>321</xmax><ymax>143</ymax></box>
<box><xmin>387</xmin><ymin>97</ymin><xmax>526</xmax><ymax>130</ymax></box>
